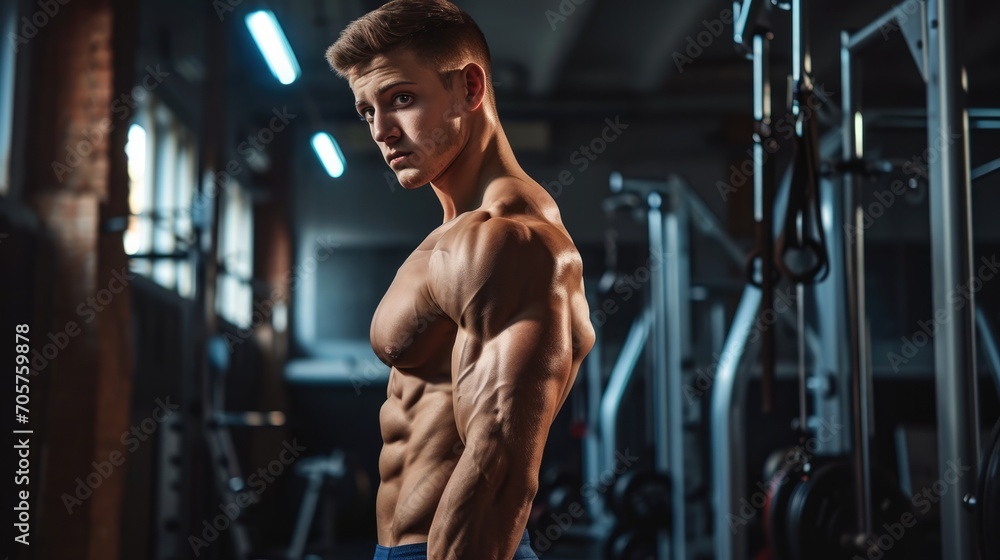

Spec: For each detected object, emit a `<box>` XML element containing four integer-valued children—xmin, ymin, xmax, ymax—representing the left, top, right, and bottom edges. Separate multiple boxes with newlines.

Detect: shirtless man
<box><xmin>326</xmin><ymin>2</ymin><xmax>595</xmax><ymax>558</ymax></box>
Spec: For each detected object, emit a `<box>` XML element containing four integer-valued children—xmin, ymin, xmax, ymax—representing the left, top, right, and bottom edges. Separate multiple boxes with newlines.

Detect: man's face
<box><xmin>349</xmin><ymin>49</ymin><xmax>466</xmax><ymax>190</ymax></box>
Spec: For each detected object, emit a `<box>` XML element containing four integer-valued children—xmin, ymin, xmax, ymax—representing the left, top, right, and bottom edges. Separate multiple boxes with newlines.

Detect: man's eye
<box><xmin>393</xmin><ymin>94</ymin><xmax>412</xmax><ymax>105</ymax></box>
<box><xmin>359</xmin><ymin>108</ymin><xmax>374</xmax><ymax>121</ymax></box>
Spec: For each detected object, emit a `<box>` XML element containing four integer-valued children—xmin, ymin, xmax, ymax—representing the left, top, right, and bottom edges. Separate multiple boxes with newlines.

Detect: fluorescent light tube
<box><xmin>311</xmin><ymin>132</ymin><xmax>346</xmax><ymax>178</ymax></box>
<box><xmin>245</xmin><ymin>10</ymin><xmax>300</xmax><ymax>85</ymax></box>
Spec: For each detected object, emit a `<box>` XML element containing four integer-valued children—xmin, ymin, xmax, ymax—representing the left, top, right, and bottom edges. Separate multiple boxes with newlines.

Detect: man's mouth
<box><xmin>387</xmin><ymin>151</ymin><xmax>412</xmax><ymax>166</ymax></box>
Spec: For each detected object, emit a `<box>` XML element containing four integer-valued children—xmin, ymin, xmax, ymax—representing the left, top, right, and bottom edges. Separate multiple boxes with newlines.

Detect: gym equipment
<box><xmin>715</xmin><ymin>2</ymin><xmax>835</xmax><ymax>557</ymax></box>
<box><xmin>288</xmin><ymin>451</ymin><xmax>347</xmax><ymax>560</ymax></box>
<box><xmin>775</xmin><ymin>1</ymin><xmax>828</xmax><ymax>287</ymax></box>
<box><xmin>608</xmin><ymin>469</ymin><xmax>673</xmax><ymax>530</ymax></box>
<box><xmin>715</xmin><ymin>1</ymin><xmax>991</xmax><ymax>559</ymax></box>
<box><xmin>785</xmin><ymin>461</ymin><xmax>910</xmax><ymax>560</ymax></box>
<box><xmin>744</xmin><ymin>27</ymin><xmax>778</xmax><ymax>413</ymax></box>
<box><xmin>764</xmin><ymin>457</ymin><xmax>914</xmax><ymax>560</ymax></box>
<box><xmin>597</xmin><ymin>174</ymin><xmax>694</xmax><ymax>560</ymax></box>
<box><xmin>203</xmin><ymin>334</ymin><xmax>287</xmax><ymax>557</ymax></box>
<box><xmin>531</xmin><ymin>468</ymin><xmax>584</xmax><ymax>530</ymax></box>
<box><xmin>841</xmin><ymin>1</ymin><xmax>980</xmax><ymax>556</ymax></box>
<box><xmin>205</xmin><ymin>334</ymin><xmax>356</xmax><ymax>559</ymax></box>
<box><xmin>973</xmin><ymin>419</ymin><xmax>1000</xmax><ymax>560</ymax></box>
<box><xmin>764</xmin><ymin>465</ymin><xmax>797</xmax><ymax>560</ymax></box>
<box><xmin>600</xmin><ymin>173</ymin><xmax>757</xmax><ymax>558</ymax></box>
<box><xmin>605</xmin><ymin>525</ymin><xmax>658</xmax><ymax>560</ymax></box>
<box><xmin>976</xmin><ymin>316</ymin><xmax>1000</xmax><ymax>560</ymax></box>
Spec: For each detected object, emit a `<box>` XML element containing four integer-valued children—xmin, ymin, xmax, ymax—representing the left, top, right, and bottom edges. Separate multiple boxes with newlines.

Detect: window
<box><xmin>123</xmin><ymin>96</ymin><xmax>198</xmax><ymax>297</ymax></box>
<box><xmin>215</xmin><ymin>180</ymin><xmax>254</xmax><ymax>328</ymax></box>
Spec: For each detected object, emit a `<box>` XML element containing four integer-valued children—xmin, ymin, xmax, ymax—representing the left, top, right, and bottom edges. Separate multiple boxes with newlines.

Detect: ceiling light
<box><xmin>245</xmin><ymin>10</ymin><xmax>300</xmax><ymax>85</ymax></box>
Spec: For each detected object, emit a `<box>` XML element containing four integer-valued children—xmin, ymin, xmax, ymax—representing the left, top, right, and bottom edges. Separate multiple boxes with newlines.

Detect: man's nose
<box><xmin>372</xmin><ymin>111</ymin><xmax>399</xmax><ymax>144</ymax></box>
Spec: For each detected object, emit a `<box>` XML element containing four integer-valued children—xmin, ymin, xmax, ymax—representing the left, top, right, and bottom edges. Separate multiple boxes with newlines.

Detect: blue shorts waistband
<box><xmin>372</xmin><ymin>529</ymin><xmax>535</xmax><ymax>560</ymax></box>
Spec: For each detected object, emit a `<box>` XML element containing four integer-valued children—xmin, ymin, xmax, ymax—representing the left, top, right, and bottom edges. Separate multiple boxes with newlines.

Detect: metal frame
<box><xmin>714</xmin><ymin>0</ymin><xmax>985</xmax><ymax>558</ymax></box>
<box><xmin>841</xmin><ymin>23</ymin><xmax>877</xmax><ymax>540</ymax></box>
<box><xmin>710</xmin><ymin>286</ymin><xmax>761</xmax><ymax>560</ymax></box>
<box><xmin>712</xmin><ymin>28</ymin><xmax>773</xmax><ymax>560</ymax></box>
<box><xmin>598</xmin><ymin>307</ymin><xmax>652</xmax><ymax>526</ymax></box>
<box><xmin>841</xmin><ymin>0</ymin><xmax>980</xmax><ymax>556</ymax></box>
<box><xmin>604</xmin><ymin>175</ymin><xmax>694</xmax><ymax>559</ymax></box>
<box><xmin>602</xmin><ymin>173</ymin><xmax>757</xmax><ymax>559</ymax></box>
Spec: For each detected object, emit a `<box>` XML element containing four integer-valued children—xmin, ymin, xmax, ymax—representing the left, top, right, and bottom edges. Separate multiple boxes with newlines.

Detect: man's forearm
<box><xmin>427</xmin><ymin>444</ymin><xmax>535</xmax><ymax>560</ymax></box>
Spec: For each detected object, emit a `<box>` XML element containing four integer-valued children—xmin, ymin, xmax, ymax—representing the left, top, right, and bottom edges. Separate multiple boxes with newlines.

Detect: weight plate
<box><xmin>765</xmin><ymin>465</ymin><xmax>801</xmax><ymax>560</ymax></box>
<box><xmin>785</xmin><ymin>460</ymin><xmax>912</xmax><ymax>560</ymax></box>
<box><xmin>610</xmin><ymin>469</ymin><xmax>672</xmax><ymax>530</ymax></box>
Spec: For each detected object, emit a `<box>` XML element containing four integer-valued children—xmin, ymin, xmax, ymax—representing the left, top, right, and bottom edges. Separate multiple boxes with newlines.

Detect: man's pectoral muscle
<box><xmin>426</xmin><ymin>216</ymin><xmax>577</xmax><ymax>559</ymax></box>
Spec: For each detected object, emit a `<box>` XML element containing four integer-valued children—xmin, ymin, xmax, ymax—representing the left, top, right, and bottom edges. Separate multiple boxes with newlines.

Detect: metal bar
<box><xmin>647</xmin><ymin>193</ymin><xmax>675</xmax><ymax>559</ymax></box>
<box><xmin>846</xmin><ymin>0</ymin><xmax>923</xmax><ymax>52</ymax></box>
<box><xmin>791</xmin><ymin>0</ymin><xmax>809</xmax><ymax>438</ymax></box>
<box><xmin>865</xmin><ymin>117</ymin><xmax>1000</xmax><ymax>130</ymax></box>
<box><xmin>797</xmin><ymin>283</ymin><xmax>808</xmax><ymax>431</ymax></box>
<box><xmin>288</xmin><ymin>473</ymin><xmax>324</xmax><ymax>560</ymax></box>
<box><xmin>599</xmin><ymin>308</ymin><xmax>653</xmax><ymax>492</ymax></box>
<box><xmin>127</xmin><ymin>251</ymin><xmax>192</xmax><ymax>260</ymax></box>
<box><xmin>711</xmin><ymin>286</ymin><xmax>761</xmax><ymax>560</ymax></box>
<box><xmin>611</xmin><ymin>172</ymin><xmax>747</xmax><ymax>267</ymax></box>
<box><xmin>926</xmin><ymin>0</ymin><xmax>980</xmax><ymax>558</ymax></box>
<box><xmin>864</xmin><ymin>107</ymin><xmax>1000</xmax><ymax>120</ymax></box>
<box><xmin>791</xmin><ymin>0</ymin><xmax>811</xmax><ymax>95</ymax></box>
<box><xmin>664</xmin><ymin>185</ymin><xmax>691</xmax><ymax>560</ymax></box>
<box><xmin>812</xmin><ymin>137</ymin><xmax>851</xmax><ymax>457</ymax></box>
<box><xmin>972</xmin><ymin>156</ymin><xmax>1000</xmax><ymax>182</ymax></box>
<box><xmin>841</xmin><ymin>29</ymin><xmax>875</xmax><ymax>539</ymax></box>
<box><xmin>681</xmin><ymin>182</ymin><xmax>748</xmax><ymax>266</ymax></box>
<box><xmin>753</xmin><ymin>32</ymin><xmax>776</xmax><ymax>413</ymax></box>
<box><xmin>733</xmin><ymin>0</ymin><xmax>763</xmax><ymax>49</ymax></box>
<box><xmin>583</xmin><ymin>292</ymin><xmax>610</xmax><ymax>525</ymax></box>
<box><xmin>976</xmin><ymin>306</ymin><xmax>1000</xmax><ymax>399</ymax></box>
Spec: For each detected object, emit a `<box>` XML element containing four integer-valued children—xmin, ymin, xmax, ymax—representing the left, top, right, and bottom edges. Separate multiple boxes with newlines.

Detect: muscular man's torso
<box><xmin>369</xmin><ymin>186</ymin><xmax>591</xmax><ymax>546</ymax></box>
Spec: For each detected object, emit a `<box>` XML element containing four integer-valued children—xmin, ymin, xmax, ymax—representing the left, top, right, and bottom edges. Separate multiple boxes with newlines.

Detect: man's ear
<box><xmin>459</xmin><ymin>62</ymin><xmax>487</xmax><ymax>112</ymax></box>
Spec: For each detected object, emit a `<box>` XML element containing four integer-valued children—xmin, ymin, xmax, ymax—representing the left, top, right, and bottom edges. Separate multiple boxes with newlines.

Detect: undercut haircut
<box><xmin>325</xmin><ymin>0</ymin><xmax>493</xmax><ymax>100</ymax></box>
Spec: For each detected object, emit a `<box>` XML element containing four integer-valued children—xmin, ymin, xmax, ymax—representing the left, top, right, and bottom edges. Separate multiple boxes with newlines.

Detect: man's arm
<box><xmin>426</xmin><ymin>217</ymin><xmax>577</xmax><ymax>559</ymax></box>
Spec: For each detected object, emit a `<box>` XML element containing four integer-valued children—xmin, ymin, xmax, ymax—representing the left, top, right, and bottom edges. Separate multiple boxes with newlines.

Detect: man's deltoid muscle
<box><xmin>326</xmin><ymin>2</ymin><xmax>594</xmax><ymax>558</ymax></box>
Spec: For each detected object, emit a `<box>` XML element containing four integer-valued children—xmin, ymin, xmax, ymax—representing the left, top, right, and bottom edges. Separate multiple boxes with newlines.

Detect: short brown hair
<box><xmin>326</xmin><ymin>0</ymin><xmax>492</xmax><ymax>87</ymax></box>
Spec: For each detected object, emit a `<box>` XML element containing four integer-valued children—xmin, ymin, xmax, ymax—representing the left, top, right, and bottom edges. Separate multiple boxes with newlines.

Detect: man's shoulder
<box><xmin>433</xmin><ymin>211</ymin><xmax>571</xmax><ymax>276</ymax></box>
<box><xmin>426</xmin><ymin>211</ymin><xmax>581</xmax><ymax>319</ymax></box>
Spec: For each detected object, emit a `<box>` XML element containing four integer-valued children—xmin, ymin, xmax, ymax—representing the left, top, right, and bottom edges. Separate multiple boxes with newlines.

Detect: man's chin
<box><xmin>394</xmin><ymin>170</ymin><xmax>430</xmax><ymax>190</ymax></box>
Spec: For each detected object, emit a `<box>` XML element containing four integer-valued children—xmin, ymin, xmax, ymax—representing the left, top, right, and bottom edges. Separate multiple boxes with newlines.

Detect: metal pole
<box><xmin>584</xmin><ymin>291</ymin><xmax>609</xmax><ymax>526</ymax></box>
<box><xmin>926</xmin><ymin>0</ymin><xmax>980</xmax><ymax>558</ymax></box>
<box><xmin>711</xmin><ymin>287</ymin><xmax>760</xmax><ymax>560</ymax></box>
<box><xmin>752</xmin><ymin>30</ymin><xmax>776</xmax><ymax>413</ymax></box>
<box><xmin>648</xmin><ymin>194</ymin><xmax>669</xmax><ymax>474</ymax></box>
<box><xmin>647</xmin><ymin>192</ymin><xmax>679</xmax><ymax>559</ymax></box>
<box><xmin>664</xmin><ymin>182</ymin><xmax>691</xmax><ymax>560</ymax></box>
<box><xmin>840</xmin><ymin>29</ymin><xmax>875</xmax><ymax>540</ymax></box>
<box><xmin>600</xmin><ymin>309</ymin><xmax>652</xmax><ymax>488</ymax></box>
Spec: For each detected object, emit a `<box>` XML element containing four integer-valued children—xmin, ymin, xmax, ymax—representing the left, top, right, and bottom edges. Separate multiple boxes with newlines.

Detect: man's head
<box><xmin>326</xmin><ymin>0</ymin><xmax>496</xmax><ymax>189</ymax></box>
<box><xmin>326</xmin><ymin>0</ymin><xmax>492</xmax><ymax>95</ymax></box>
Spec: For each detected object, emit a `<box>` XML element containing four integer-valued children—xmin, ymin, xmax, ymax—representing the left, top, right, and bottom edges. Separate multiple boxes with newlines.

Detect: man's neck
<box><xmin>430</xmin><ymin>116</ymin><xmax>523</xmax><ymax>223</ymax></box>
